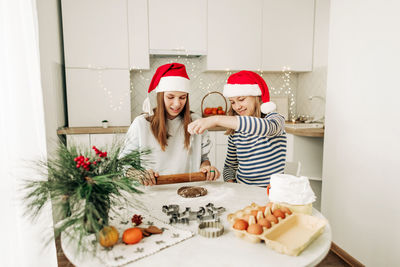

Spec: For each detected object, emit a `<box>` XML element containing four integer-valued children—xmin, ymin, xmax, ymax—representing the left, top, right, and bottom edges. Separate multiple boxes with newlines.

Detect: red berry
<box><xmin>131</xmin><ymin>214</ymin><xmax>143</xmax><ymax>225</ymax></box>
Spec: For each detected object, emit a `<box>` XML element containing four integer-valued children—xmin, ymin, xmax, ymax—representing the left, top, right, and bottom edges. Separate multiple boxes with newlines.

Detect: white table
<box><xmin>62</xmin><ymin>181</ymin><xmax>331</xmax><ymax>267</ymax></box>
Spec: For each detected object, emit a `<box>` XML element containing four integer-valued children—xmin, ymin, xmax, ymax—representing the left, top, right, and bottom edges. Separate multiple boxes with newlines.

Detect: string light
<box><xmin>96</xmin><ymin>70</ymin><xmax>130</xmax><ymax>111</ymax></box>
<box><xmin>131</xmin><ymin>58</ymin><xmax>297</xmax><ymax>119</ymax></box>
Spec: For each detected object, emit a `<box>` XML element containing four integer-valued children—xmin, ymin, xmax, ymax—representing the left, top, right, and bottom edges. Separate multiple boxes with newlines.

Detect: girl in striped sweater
<box><xmin>188</xmin><ymin>71</ymin><xmax>286</xmax><ymax>187</ymax></box>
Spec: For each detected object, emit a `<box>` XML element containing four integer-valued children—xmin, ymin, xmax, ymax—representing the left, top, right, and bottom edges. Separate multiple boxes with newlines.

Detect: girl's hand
<box><xmin>188</xmin><ymin>117</ymin><xmax>216</xmax><ymax>135</ymax></box>
<box><xmin>199</xmin><ymin>165</ymin><xmax>220</xmax><ymax>181</ymax></box>
<box><xmin>142</xmin><ymin>169</ymin><xmax>158</xmax><ymax>186</ymax></box>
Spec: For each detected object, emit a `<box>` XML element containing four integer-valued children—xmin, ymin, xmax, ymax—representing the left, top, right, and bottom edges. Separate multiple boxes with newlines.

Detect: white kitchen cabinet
<box><xmin>90</xmin><ymin>134</ymin><xmax>125</xmax><ymax>149</ymax></box>
<box><xmin>61</xmin><ymin>0</ymin><xmax>129</xmax><ymax>69</ymax></box>
<box><xmin>66</xmin><ymin>134</ymin><xmax>91</xmax><ymax>151</ymax></box>
<box><xmin>148</xmin><ymin>0</ymin><xmax>207</xmax><ymax>55</ymax></box>
<box><xmin>286</xmin><ymin>133</ymin><xmax>323</xmax><ymax>180</ymax></box>
<box><xmin>208</xmin><ymin>131</ymin><xmax>228</xmax><ymax>181</ymax></box>
<box><xmin>128</xmin><ymin>0</ymin><xmax>150</xmax><ymax>69</ymax></box>
<box><xmin>208</xmin><ymin>132</ymin><xmax>216</xmax><ymax>169</ymax></box>
<box><xmin>207</xmin><ymin>0</ymin><xmax>263</xmax><ymax>70</ymax></box>
<box><xmin>66</xmin><ymin>69</ymin><xmax>131</xmax><ymax>127</ymax></box>
<box><xmin>66</xmin><ymin>133</ymin><xmax>125</xmax><ymax>150</ymax></box>
<box><xmin>286</xmin><ymin>133</ymin><xmax>323</xmax><ymax>211</ymax></box>
<box><xmin>262</xmin><ymin>0</ymin><xmax>315</xmax><ymax>71</ymax></box>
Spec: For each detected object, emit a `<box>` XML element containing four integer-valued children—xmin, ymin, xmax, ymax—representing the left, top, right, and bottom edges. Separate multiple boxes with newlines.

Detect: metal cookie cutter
<box><xmin>198</xmin><ymin>221</ymin><xmax>224</xmax><ymax>238</ymax></box>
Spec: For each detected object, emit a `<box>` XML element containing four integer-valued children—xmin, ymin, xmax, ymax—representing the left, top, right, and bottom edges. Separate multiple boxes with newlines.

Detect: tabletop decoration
<box><xmin>61</xmin><ymin>207</ymin><xmax>194</xmax><ymax>266</ymax></box>
<box><xmin>227</xmin><ymin>202</ymin><xmax>327</xmax><ymax>256</ymax></box>
<box><xmin>22</xmin><ymin>141</ymin><xmax>150</xmax><ymax>253</ymax></box>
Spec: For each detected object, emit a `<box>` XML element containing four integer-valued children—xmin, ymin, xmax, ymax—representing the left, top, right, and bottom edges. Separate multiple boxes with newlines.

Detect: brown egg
<box><xmin>247</xmin><ymin>224</ymin><xmax>263</xmax><ymax>235</ymax></box>
<box><xmin>266</xmin><ymin>214</ymin><xmax>278</xmax><ymax>224</ymax></box>
<box><xmin>280</xmin><ymin>206</ymin><xmax>292</xmax><ymax>215</ymax></box>
<box><xmin>250</xmin><ymin>210</ymin><xmax>259</xmax><ymax>217</ymax></box>
<box><xmin>233</xmin><ymin>219</ymin><xmax>248</xmax><ymax>230</ymax></box>
<box><xmin>273</xmin><ymin>209</ymin><xmax>286</xmax><ymax>219</ymax></box>
<box><xmin>257</xmin><ymin>218</ymin><xmax>272</xmax><ymax>229</ymax></box>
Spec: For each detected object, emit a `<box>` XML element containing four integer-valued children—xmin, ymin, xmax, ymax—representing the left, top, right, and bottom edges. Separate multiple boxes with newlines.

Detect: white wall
<box><xmin>36</xmin><ymin>0</ymin><xmax>66</xmax><ymax>155</ymax></box>
<box><xmin>322</xmin><ymin>1</ymin><xmax>400</xmax><ymax>266</ymax></box>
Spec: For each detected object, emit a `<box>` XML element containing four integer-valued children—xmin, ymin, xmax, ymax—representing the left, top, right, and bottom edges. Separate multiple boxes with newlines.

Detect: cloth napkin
<box><xmin>64</xmin><ymin>205</ymin><xmax>194</xmax><ymax>267</ymax></box>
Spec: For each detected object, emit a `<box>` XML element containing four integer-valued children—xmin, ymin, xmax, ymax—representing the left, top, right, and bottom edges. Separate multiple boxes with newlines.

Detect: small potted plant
<box><xmin>102</xmin><ymin>120</ymin><xmax>109</xmax><ymax>128</ymax></box>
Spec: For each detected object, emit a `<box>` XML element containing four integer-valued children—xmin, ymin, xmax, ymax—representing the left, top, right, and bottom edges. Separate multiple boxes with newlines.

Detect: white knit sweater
<box><xmin>120</xmin><ymin>114</ymin><xmax>211</xmax><ymax>175</ymax></box>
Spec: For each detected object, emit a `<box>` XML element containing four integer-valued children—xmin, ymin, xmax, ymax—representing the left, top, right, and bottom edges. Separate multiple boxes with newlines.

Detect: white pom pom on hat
<box><xmin>223</xmin><ymin>70</ymin><xmax>276</xmax><ymax>114</ymax></box>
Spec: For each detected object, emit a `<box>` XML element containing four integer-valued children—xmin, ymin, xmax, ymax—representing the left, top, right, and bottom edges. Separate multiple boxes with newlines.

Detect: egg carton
<box><xmin>227</xmin><ymin>203</ymin><xmax>327</xmax><ymax>256</ymax></box>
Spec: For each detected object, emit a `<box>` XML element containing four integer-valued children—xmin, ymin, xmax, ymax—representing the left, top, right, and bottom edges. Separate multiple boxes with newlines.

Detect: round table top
<box><xmin>62</xmin><ymin>181</ymin><xmax>331</xmax><ymax>267</ymax></box>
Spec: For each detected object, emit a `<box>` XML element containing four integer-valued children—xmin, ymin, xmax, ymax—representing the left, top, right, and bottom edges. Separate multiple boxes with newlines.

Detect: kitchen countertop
<box><xmin>284</xmin><ymin>122</ymin><xmax>325</xmax><ymax>138</ymax></box>
<box><xmin>57</xmin><ymin>126</ymin><xmax>226</xmax><ymax>135</ymax></box>
<box><xmin>57</xmin><ymin>124</ymin><xmax>324</xmax><ymax>137</ymax></box>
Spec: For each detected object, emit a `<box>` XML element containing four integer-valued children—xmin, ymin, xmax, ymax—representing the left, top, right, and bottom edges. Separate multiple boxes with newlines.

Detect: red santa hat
<box><xmin>223</xmin><ymin>70</ymin><xmax>276</xmax><ymax>114</ymax></box>
<box><xmin>143</xmin><ymin>63</ymin><xmax>190</xmax><ymax>114</ymax></box>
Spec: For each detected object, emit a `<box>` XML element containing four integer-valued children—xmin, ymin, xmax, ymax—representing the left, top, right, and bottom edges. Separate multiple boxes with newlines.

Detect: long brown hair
<box><xmin>225</xmin><ymin>96</ymin><xmax>263</xmax><ymax>135</ymax></box>
<box><xmin>147</xmin><ymin>92</ymin><xmax>192</xmax><ymax>151</ymax></box>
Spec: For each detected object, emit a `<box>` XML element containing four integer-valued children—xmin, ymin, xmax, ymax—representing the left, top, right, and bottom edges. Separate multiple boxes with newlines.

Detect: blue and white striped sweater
<box><xmin>223</xmin><ymin>113</ymin><xmax>287</xmax><ymax>187</ymax></box>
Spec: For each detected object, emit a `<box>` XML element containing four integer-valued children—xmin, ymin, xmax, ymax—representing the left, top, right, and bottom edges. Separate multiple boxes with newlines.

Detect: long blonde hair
<box><xmin>225</xmin><ymin>96</ymin><xmax>263</xmax><ymax>135</ymax></box>
<box><xmin>147</xmin><ymin>92</ymin><xmax>192</xmax><ymax>151</ymax></box>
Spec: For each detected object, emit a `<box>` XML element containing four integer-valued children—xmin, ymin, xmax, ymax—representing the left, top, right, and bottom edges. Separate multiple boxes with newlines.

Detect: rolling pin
<box><xmin>156</xmin><ymin>172</ymin><xmax>207</xmax><ymax>185</ymax></box>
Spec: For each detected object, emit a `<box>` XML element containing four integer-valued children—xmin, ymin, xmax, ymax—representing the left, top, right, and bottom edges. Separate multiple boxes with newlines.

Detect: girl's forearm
<box><xmin>212</xmin><ymin>115</ymin><xmax>238</xmax><ymax>130</ymax></box>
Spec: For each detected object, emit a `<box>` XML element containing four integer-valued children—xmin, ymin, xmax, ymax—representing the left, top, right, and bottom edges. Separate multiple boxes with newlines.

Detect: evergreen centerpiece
<box><xmin>23</xmin><ymin>142</ymin><xmax>149</xmax><ymax>250</ymax></box>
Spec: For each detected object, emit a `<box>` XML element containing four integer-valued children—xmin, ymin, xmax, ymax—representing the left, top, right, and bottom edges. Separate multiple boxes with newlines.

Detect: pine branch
<box><xmin>22</xmin><ymin>141</ymin><xmax>151</xmax><ymax>253</ymax></box>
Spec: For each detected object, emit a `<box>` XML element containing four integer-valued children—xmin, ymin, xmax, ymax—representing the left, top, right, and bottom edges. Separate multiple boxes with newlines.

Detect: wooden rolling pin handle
<box><xmin>156</xmin><ymin>172</ymin><xmax>207</xmax><ymax>185</ymax></box>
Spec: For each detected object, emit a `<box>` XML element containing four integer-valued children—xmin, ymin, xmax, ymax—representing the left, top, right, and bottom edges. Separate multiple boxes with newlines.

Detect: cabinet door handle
<box><xmin>87</xmin><ymin>65</ymin><xmax>106</xmax><ymax>70</ymax></box>
<box><xmin>171</xmin><ymin>48</ymin><xmax>186</xmax><ymax>51</ymax></box>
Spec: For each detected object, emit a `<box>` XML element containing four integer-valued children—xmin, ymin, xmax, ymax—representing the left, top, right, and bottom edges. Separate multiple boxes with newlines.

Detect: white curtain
<box><xmin>0</xmin><ymin>0</ymin><xmax>57</xmax><ymax>266</ymax></box>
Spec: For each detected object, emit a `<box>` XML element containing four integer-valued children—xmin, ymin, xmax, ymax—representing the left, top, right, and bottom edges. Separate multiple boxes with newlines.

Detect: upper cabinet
<box><xmin>207</xmin><ymin>0</ymin><xmax>263</xmax><ymax>71</ymax></box>
<box><xmin>207</xmin><ymin>0</ymin><xmax>315</xmax><ymax>71</ymax></box>
<box><xmin>61</xmin><ymin>0</ymin><xmax>129</xmax><ymax>69</ymax></box>
<box><xmin>262</xmin><ymin>0</ymin><xmax>315</xmax><ymax>71</ymax></box>
<box><xmin>148</xmin><ymin>0</ymin><xmax>207</xmax><ymax>55</ymax></box>
<box><xmin>128</xmin><ymin>0</ymin><xmax>150</xmax><ymax>69</ymax></box>
<box><xmin>66</xmin><ymin>69</ymin><xmax>131</xmax><ymax>127</ymax></box>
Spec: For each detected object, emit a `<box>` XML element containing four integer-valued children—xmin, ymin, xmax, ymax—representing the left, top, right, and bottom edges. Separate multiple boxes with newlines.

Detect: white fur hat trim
<box><xmin>223</xmin><ymin>84</ymin><xmax>261</xmax><ymax>98</ymax></box>
<box><xmin>155</xmin><ymin>76</ymin><xmax>190</xmax><ymax>93</ymax></box>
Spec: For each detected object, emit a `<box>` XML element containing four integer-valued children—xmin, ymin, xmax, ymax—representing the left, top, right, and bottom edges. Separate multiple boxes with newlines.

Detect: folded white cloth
<box><xmin>269</xmin><ymin>174</ymin><xmax>316</xmax><ymax>205</ymax></box>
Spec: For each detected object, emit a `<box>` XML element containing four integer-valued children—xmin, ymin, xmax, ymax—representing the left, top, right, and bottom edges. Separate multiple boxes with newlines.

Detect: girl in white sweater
<box><xmin>120</xmin><ymin>63</ymin><xmax>220</xmax><ymax>185</ymax></box>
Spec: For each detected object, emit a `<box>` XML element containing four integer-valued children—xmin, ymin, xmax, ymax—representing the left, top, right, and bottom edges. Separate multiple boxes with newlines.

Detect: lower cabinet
<box><xmin>66</xmin><ymin>133</ymin><xmax>125</xmax><ymax>150</ymax></box>
<box><xmin>286</xmin><ymin>133</ymin><xmax>323</xmax><ymax>211</ymax></box>
<box><xmin>208</xmin><ymin>131</ymin><xmax>228</xmax><ymax>181</ymax></box>
<box><xmin>286</xmin><ymin>134</ymin><xmax>323</xmax><ymax>180</ymax></box>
